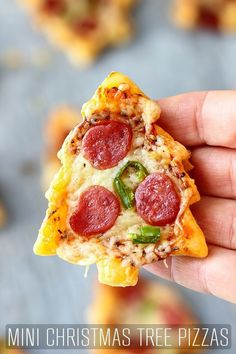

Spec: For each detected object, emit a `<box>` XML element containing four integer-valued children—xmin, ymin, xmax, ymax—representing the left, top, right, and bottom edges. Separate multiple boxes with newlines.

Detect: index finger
<box><xmin>158</xmin><ymin>91</ymin><xmax>236</xmax><ymax>148</ymax></box>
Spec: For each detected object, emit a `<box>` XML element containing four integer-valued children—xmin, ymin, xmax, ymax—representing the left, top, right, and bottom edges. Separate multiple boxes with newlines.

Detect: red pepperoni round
<box><xmin>82</xmin><ymin>120</ymin><xmax>132</xmax><ymax>170</ymax></box>
<box><xmin>135</xmin><ymin>173</ymin><xmax>180</xmax><ymax>226</ymax></box>
<box><xmin>69</xmin><ymin>186</ymin><xmax>120</xmax><ymax>237</ymax></box>
<box><xmin>42</xmin><ymin>0</ymin><xmax>64</xmax><ymax>14</ymax></box>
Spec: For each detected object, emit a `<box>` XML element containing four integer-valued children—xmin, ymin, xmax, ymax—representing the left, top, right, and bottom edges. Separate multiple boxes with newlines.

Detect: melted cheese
<box><xmin>66</xmin><ymin>135</ymin><xmax>167</xmax><ymax>240</ymax></box>
<box><xmin>56</xmin><ymin>126</ymin><xmax>196</xmax><ymax>268</ymax></box>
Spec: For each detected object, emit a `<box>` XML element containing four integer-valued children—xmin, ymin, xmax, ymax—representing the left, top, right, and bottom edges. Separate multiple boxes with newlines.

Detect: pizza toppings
<box><xmin>82</xmin><ymin>120</ymin><xmax>132</xmax><ymax>170</ymax></box>
<box><xmin>73</xmin><ymin>18</ymin><xmax>98</xmax><ymax>35</ymax></box>
<box><xmin>129</xmin><ymin>226</ymin><xmax>161</xmax><ymax>244</ymax></box>
<box><xmin>198</xmin><ymin>6</ymin><xmax>219</xmax><ymax>29</ymax></box>
<box><xmin>135</xmin><ymin>173</ymin><xmax>180</xmax><ymax>226</ymax></box>
<box><xmin>69</xmin><ymin>186</ymin><xmax>120</xmax><ymax>237</ymax></box>
<box><xmin>113</xmin><ymin>161</ymin><xmax>148</xmax><ymax>209</ymax></box>
<box><xmin>42</xmin><ymin>0</ymin><xmax>64</xmax><ymax>14</ymax></box>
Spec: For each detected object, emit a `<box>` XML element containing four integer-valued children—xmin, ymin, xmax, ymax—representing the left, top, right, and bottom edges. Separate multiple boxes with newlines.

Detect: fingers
<box><xmin>191</xmin><ymin>196</ymin><xmax>236</xmax><ymax>250</ymax></box>
<box><xmin>158</xmin><ymin>91</ymin><xmax>236</xmax><ymax>148</ymax></box>
<box><xmin>145</xmin><ymin>245</ymin><xmax>236</xmax><ymax>304</ymax></box>
<box><xmin>190</xmin><ymin>146</ymin><xmax>236</xmax><ymax>199</ymax></box>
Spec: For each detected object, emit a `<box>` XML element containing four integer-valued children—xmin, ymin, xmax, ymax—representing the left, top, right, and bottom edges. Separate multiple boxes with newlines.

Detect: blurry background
<box><xmin>0</xmin><ymin>0</ymin><xmax>236</xmax><ymax>353</ymax></box>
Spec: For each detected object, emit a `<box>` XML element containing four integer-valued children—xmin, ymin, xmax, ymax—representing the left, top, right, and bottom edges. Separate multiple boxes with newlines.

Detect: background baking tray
<box><xmin>0</xmin><ymin>0</ymin><xmax>235</xmax><ymax>353</ymax></box>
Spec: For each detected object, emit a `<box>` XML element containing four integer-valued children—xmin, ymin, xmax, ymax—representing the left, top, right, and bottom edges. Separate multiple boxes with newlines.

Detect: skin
<box><xmin>145</xmin><ymin>91</ymin><xmax>236</xmax><ymax>304</ymax></box>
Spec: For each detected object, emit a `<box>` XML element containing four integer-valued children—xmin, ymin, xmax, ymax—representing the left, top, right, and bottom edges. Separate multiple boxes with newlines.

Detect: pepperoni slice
<box><xmin>135</xmin><ymin>173</ymin><xmax>180</xmax><ymax>226</ymax></box>
<box><xmin>82</xmin><ymin>120</ymin><xmax>132</xmax><ymax>170</ymax></box>
<box><xmin>69</xmin><ymin>186</ymin><xmax>120</xmax><ymax>237</ymax></box>
<box><xmin>42</xmin><ymin>0</ymin><xmax>64</xmax><ymax>14</ymax></box>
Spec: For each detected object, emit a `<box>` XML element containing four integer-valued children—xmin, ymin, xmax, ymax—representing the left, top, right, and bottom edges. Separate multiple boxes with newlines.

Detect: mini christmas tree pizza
<box><xmin>21</xmin><ymin>0</ymin><xmax>136</xmax><ymax>66</ymax></box>
<box><xmin>35</xmin><ymin>72</ymin><xmax>208</xmax><ymax>287</ymax></box>
<box><xmin>172</xmin><ymin>0</ymin><xmax>236</xmax><ymax>32</ymax></box>
<box><xmin>88</xmin><ymin>279</ymin><xmax>198</xmax><ymax>353</ymax></box>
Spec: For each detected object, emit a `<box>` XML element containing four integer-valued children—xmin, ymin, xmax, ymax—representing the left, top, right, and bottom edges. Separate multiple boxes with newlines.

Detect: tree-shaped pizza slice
<box><xmin>35</xmin><ymin>72</ymin><xmax>208</xmax><ymax>287</ymax></box>
<box><xmin>21</xmin><ymin>0</ymin><xmax>136</xmax><ymax>66</ymax></box>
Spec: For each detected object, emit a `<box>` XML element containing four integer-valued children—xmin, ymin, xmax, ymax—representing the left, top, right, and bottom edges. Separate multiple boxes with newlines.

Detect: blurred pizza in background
<box><xmin>42</xmin><ymin>106</ymin><xmax>81</xmax><ymax>189</ymax></box>
<box><xmin>0</xmin><ymin>340</ymin><xmax>25</xmax><ymax>354</ymax></box>
<box><xmin>0</xmin><ymin>202</ymin><xmax>7</xmax><ymax>229</ymax></box>
<box><xmin>88</xmin><ymin>277</ymin><xmax>199</xmax><ymax>354</ymax></box>
<box><xmin>21</xmin><ymin>0</ymin><xmax>137</xmax><ymax>66</ymax></box>
<box><xmin>172</xmin><ymin>0</ymin><xmax>236</xmax><ymax>32</ymax></box>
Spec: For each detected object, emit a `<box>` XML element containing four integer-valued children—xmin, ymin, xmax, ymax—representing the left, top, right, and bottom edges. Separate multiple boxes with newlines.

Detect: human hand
<box><xmin>145</xmin><ymin>91</ymin><xmax>236</xmax><ymax>304</ymax></box>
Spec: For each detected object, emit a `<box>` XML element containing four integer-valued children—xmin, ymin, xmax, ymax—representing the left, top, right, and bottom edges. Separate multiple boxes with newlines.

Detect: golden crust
<box><xmin>97</xmin><ymin>257</ymin><xmax>139</xmax><ymax>287</ymax></box>
<box><xmin>173</xmin><ymin>208</ymin><xmax>208</xmax><ymax>257</ymax></box>
<box><xmin>20</xmin><ymin>0</ymin><xmax>136</xmax><ymax>66</ymax></box>
<box><xmin>35</xmin><ymin>72</ymin><xmax>208</xmax><ymax>286</ymax></box>
<box><xmin>34</xmin><ymin>152</ymin><xmax>73</xmax><ymax>255</ymax></box>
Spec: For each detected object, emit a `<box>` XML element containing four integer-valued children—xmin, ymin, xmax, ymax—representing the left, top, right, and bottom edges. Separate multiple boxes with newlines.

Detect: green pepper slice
<box><xmin>129</xmin><ymin>226</ymin><xmax>161</xmax><ymax>244</ymax></box>
<box><xmin>113</xmin><ymin>161</ymin><xmax>148</xmax><ymax>209</ymax></box>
